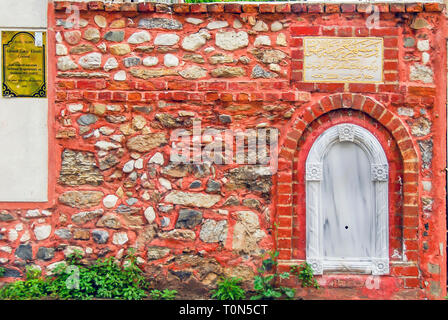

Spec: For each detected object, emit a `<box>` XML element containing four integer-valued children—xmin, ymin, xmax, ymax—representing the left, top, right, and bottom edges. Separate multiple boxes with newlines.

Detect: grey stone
<box><xmin>57</xmin><ymin>56</ymin><xmax>78</xmax><ymax>71</ymax></box>
<box><xmin>219</xmin><ymin>114</ymin><xmax>232</xmax><ymax>124</ymax></box>
<box><xmin>126</xmin><ymin>198</ymin><xmax>138</xmax><ymax>206</ymax></box>
<box><xmin>138</xmin><ymin>18</ymin><xmax>183</xmax><ymax>30</ymax></box>
<box><xmin>252</xmin><ymin>64</ymin><xmax>278</xmax><ymax>79</ymax></box>
<box><xmin>123</xmin><ymin>57</ymin><xmax>141</xmax><ymax>68</ymax></box>
<box><xmin>104</xmin><ymin>31</ymin><xmax>125</xmax><ymax>42</ymax></box>
<box><xmin>55</xmin><ymin>229</ymin><xmax>72</xmax><ymax>239</ymax></box>
<box><xmin>206</xmin><ymin>179</ymin><xmax>221</xmax><ymax>193</ymax></box>
<box><xmin>15</xmin><ymin>244</ymin><xmax>32</xmax><ymax>260</ymax></box>
<box><xmin>250</xmin><ymin>48</ymin><xmax>287</xmax><ymax>64</ymax></box>
<box><xmin>92</xmin><ymin>229</ymin><xmax>109</xmax><ymax>244</ymax></box>
<box><xmin>200</xmin><ymin>219</ymin><xmax>228</xmax><ymax>243</ymax></box>
<box><xmin>77</xmin><ymin>114</ymin><xmax>98</xmax><ymax>126</ymax></box>
<box><xmin>181</xmin><ymin>30</ymin><xmax>211</xmax><ymax>51</ymax></box>
<box><xmin>36</xmin><ymin>247</ymin><xmax>55</xmax><ymax>261</ymax></box>
<box><xmin>232</xmin><ymin>211</ymin><xmax>265</xmax><ymax>254</ymax></box>
<box><xmin>223</xmin><ymin>195</ymin><xmax>240</xmax><ymax>206</ymax></box>
<box><xmin>3</xmin><ymin>268</ymin><xmax>22</xmax><ymax>278</ymax></box>
<box><xmin>0</xmin><ymin>211</ymin><xmax>15</xmax><ymax>222</ymax></box>
<box><xmin>225</xmin><ymin>166</ymin><xmax>272</xmax><ymax>199</ymax></box>
<box><xmin>161</xmin><ymin>217</ymin><xmax>171</xmax><ymax>228</ymax></box>
<box><xmin>189</xmin><ymin>180</ymin><xmax>202</xmax><ymax>189</ymax></box>
<box><xmin>175</xmin><ymin>209</ymin><xmax>203</xmax><ymax>229</ymax></box>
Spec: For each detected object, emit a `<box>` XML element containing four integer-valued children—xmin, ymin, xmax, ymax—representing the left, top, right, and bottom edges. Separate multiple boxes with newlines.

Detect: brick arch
<box><xmin>275</xmin><ymin>93</ymin><xmax>419</xmax><ymax>262</ymax></box>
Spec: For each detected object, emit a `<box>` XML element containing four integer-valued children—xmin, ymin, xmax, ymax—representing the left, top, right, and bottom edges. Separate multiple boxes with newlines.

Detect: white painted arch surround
<box><xmin>306</xmin><ymin>123</ymin><xmax>389</xmax><ymax>275</ymax></box>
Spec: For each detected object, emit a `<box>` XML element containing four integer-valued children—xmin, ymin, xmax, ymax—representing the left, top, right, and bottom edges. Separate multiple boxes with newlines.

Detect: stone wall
<box><xmin>0</xmin><ymin>0</ymin><xmax>446</xmax><ymax>299</ymax></box>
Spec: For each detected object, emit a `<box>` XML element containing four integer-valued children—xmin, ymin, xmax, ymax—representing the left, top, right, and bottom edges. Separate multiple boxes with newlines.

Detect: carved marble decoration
<box><xmin>338</xmin><ymin>124</ymin><xmax>355</xmax><ymax>142</ymax></box>
<box><xmin>305</xmin><ymin>123</ymin><xmax>389</xmax><ymax>275</ymax></box>
<box><xmin>306</xmin><ymin>163</ymin><xmax>323</xmax><ymax>181</ymax></box>
<box><xmin>371</xmin><ymin>164</ymin><xmax>389</xmax><ymax>181</ymax></box>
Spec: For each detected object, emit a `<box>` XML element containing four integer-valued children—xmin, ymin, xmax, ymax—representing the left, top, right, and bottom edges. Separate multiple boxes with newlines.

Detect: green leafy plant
<box><xmin>0</xmin><ymin>266</ymin><xmax>49</xmax><ymax>300</ymax></box>
<box><xmin>149</xmin><ymin>289</ymin><xmax>178</xmax><ymax>300</ymax></box>
<box><xmin>0</xmin><ymin>249</ymin><xmax>149</xmax><ymax>300</ymax></box>
<box><xmin>250</xmin><ymin>251</ymin><xmax>296</xmax><ymax>300</ymax></box>
<box><xmin>290</xmin><ymin>263</ymin><xmax>319</xmax><ymax>289</ymax></box>
<box><xmin>211</xmin><ymin>277</ymin><xmax>246</xmax><ymax>300</ymax></box>
<box><xmin>0</xmin><ymin>267</ymin><xmax>5</xmax><ymax>277</ymax></box>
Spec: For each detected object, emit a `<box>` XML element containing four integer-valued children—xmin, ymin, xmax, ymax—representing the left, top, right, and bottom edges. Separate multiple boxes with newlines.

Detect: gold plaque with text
<box><xmin>303</xmin><ymin>37</ymin><xmax>383</xmax><ymax>83</ymax></box>
<box><xmin>2</xmin><ymin>31</ymin><xmax>46</xmax><ymax>98</ymax></box>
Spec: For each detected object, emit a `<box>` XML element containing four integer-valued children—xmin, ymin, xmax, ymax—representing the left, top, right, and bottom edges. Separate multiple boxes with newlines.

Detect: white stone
<box><xmin>135</xmin><ymin>158</ymin><xmax>144</xmax><ymax>169</ymax></box>
<box><xmin>149</xmin><ymin>152</ymin><xmax>164</xmax><ymax>165</ymax></box>
<box><xmin>269</xmin><ymin>63</ymin><xmax>281</xmax><ymax>72</ymax></box>
<box><xmin>143</xmin><ymin>56</ymin><xmax>159</xmax><ymax>67</ymax></box>
<box><xmin>26</xmin><ymin>210</ymin><xmax>41</xmax><ymax>217</ymax></box>
<box><xmin>422</xmin><ymin>52</ymin><xmax>430</xmax><ymax>64</ymax></box>
<box><xmin>34</xmin><ymin>225</ymin><xmax>51</xmax><ymax>241</ymax></box>
<box><xmin>204</xmin><ymin>47</ymin><xmax>215</xmax><ymax>53</ymax></box>
<box><xmin>103</xmin><ymin>195</ymin><xmax>119</xmax><ymax>208</ymax></box>
<box><xmin>127</xmin><ymin>31</ymin><xmax>151</xmax><ymax>44</ymax></box>
<box><xmin>417</xmin><ymin>40</ymin><xmax>430</xmax><ymax>51</ymax></box>
<box><xmin>97</xmin><ymin>42</ymin><xmax>107</xmax><ymax>53</ymax></box>
<box><xmin>94</xmin><ymin>140</ymin><xmax>121</xmax><ymax>151</ymax></box>
<box><xmin>94</xmin><ymin>15</ymin><xmax>107</xmax><ymax>28</ymax></box>
<box><xmin>15</xmin><ymin>223</ymin><xmax>23</xmax><ymax>231</ymax></box>
<box><xmin>271</xmin><ymin>21</ymin><xmax>283</xmax><ymax>32</ymax></box>
<box><xmin>68</xmin><ymin>104</ymin><xmax>83</xmax><ymax>113</ymax></box>
<box><xmin>186</xmin><ymin>17</ymin><xmax>204</xmax><ymax>25</ymax></box>
<box><xmin>47</xmin><ymin>262</ymin><xmax>67</xmax><ymax>275</ymax></box>
<box><xmin>410</xmin><ymin>63</ymin><xmax>433</xmax><ymax>83</ymax></box>
<box><xmin>181</xmin><ymin>30</ymin><xmax>211</xmax><ymax>51</ymax></box>
<box><xmin>216</xmin><ymin>31</ymin><xmax>249</xmax><ymax>51</ymax></box>
<box><xmin>8</xmin><ymin>229</ymin><xmax>18</xmax><ymax>241</ymax></box>
<box><xmin>207</xmin><ymin>21</ymin><xmax>229</xmax><ymax>30</ymax></box>
<box><xmin>57</xmin><ymin>56</ymin><xmax>78</xmax><ymax>71</ymax></box>
<box><xmin>114</xmin><ymin>70</ymin><xmax>127</xmax><ymax>81</ymax></box>
<box><xmin>422</xmin><ymin>181</ymin><xmax>432</xmax><ymax>191</ymax></box>
<box><xmin>253</xmin><ymin>20</ymin><xmax>269</xmax><ymax>32</ymax></box>
<box><xmin>113</xmin><ymin>232</ymin><xmax>129</xmax><ymax>245</ymax></box>
<box><xmin>165</xmin><ymin>191</ymin><xmax>221</xmax><ymax>208</ymax></box>
<box><xmin>398</xmin><ymin>107</ymin><xmax>414</xmax><ymax>117</ymax></box>
<box><xmin>254</xmin><ymin>35</ymin><xmax>271</xmax><ymax>47</ymax></box>
<box><xmin>20</xmin><ymin>231</ymin><xmax>30</xmax><ymax>242</ymax></box>
<box><xmin>123</xmin><ymin>160</ymin><xmax>135</xmax><ymax>173</ymax></box>
<box><xmin>144</xmin><ymin>206</ymin><xmax>156</xmax><ymax>223</ymax></box>
<box><xmin>276</xmin><ymin>33</ymin><xmax>287</xmax><ymax>47</ymax></box>
<box><xmin>99</xmin><ymin>126</ymin><xmax>115</xmax><ymax>135</ymax></box>
<box><xmin>0</xmin><ymin>246</ymin><xmax>12</xmax><ymax>254</ymax></box>
<box><xmin>56</xmin><ymin>44</ymin><xmax>68</xmax><ymax>56</ymax></box>
<box><xmin>164</xmin><ymin>54</ymin><xmax>179</xmax><ymax>67</ymax></box>
<box><xmin>42</xmin><ymin>210</ymin><xmax>52</xmax><ymax>216</ymax></box>
<box><xmin>233</xmin><ymin>19</ymin><xmax>242</xmax><ymax>29</ymax></box>
<box><xmin>154</xmin><ymin>34</ymin><xmax>180</xmax><ymax>46</ymax></box>
<box><xmin>78</xmin><ymin>52</ymin><xmax>102</xmax><ymax>70</ymax></box>
<box><xmin>56</xmin><ymin>32</ymin><xmax>63</xmax><ymax>43</ymax></box>
<box><xmin>104</xmin><ymin>57</ymin><xmax>118</xmax><ymax>72</ymax></box>
<box><xmin>159</xmin><ymin>178</ymin><xmax>172</xmax><ymax>190</ymax></box>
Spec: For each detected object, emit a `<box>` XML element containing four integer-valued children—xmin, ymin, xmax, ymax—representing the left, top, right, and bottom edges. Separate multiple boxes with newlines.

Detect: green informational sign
<box><xmin>2</xmin><ymin>31</ymin><xmax>46</xmax><ymax>98</ymax></box>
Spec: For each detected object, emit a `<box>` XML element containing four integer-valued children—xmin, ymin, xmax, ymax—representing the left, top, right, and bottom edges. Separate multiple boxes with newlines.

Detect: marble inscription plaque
<box><xmin>303</xmin><ymin>37</ymin><xmax>383</xmax><ymax>83</ymax></box>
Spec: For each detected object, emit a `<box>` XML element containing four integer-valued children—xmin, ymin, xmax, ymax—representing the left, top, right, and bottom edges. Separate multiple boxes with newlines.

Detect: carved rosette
<box><xmin>371</xmin><ymin>164</ymin><xmax>389</xmax><ymax>181</ymax></box>
<box><xmin>306</xmin><ymin>163</ymin><xmax>322</xmax><ymax>181</ymax></box>
<box><xmin>372</xmin><ymin>259</ymin><xmax>389</xmax><ymax>275</ymax></box>
<box><xmin>338</xmin><ymin>124</ymin><xmax>355</xmax><ymax>142</ymax></box>
<box><xmin>307</xmin><ymin>259</ymin><xmax>323</xmax><ymax>275</ymax></box>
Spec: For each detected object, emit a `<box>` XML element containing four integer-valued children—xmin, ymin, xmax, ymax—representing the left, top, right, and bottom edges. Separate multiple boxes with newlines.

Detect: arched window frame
<box><xmin>306</xmin><ymin>123</ymin><xmax>389</xmax><ymax>275</ymax></box>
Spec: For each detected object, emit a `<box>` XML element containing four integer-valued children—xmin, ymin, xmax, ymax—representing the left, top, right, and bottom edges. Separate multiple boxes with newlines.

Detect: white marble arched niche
<box><xmin>305</xmin><ymin>123</ymin><xmax>389</xmax><ymax>275</ymax></box>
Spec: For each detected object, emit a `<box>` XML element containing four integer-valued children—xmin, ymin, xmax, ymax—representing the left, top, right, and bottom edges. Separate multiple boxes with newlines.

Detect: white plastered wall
<box><xmin>0</xmin><ymin>0</ymin><xmax>48</xmax><ymax>202</ymax></box>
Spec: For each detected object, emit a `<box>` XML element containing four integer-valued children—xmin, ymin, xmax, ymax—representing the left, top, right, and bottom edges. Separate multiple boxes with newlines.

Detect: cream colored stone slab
<box><xmin>303</xmin><ymin>37</ymin><xmax>383</xmax><ymax>83</ymax></box>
